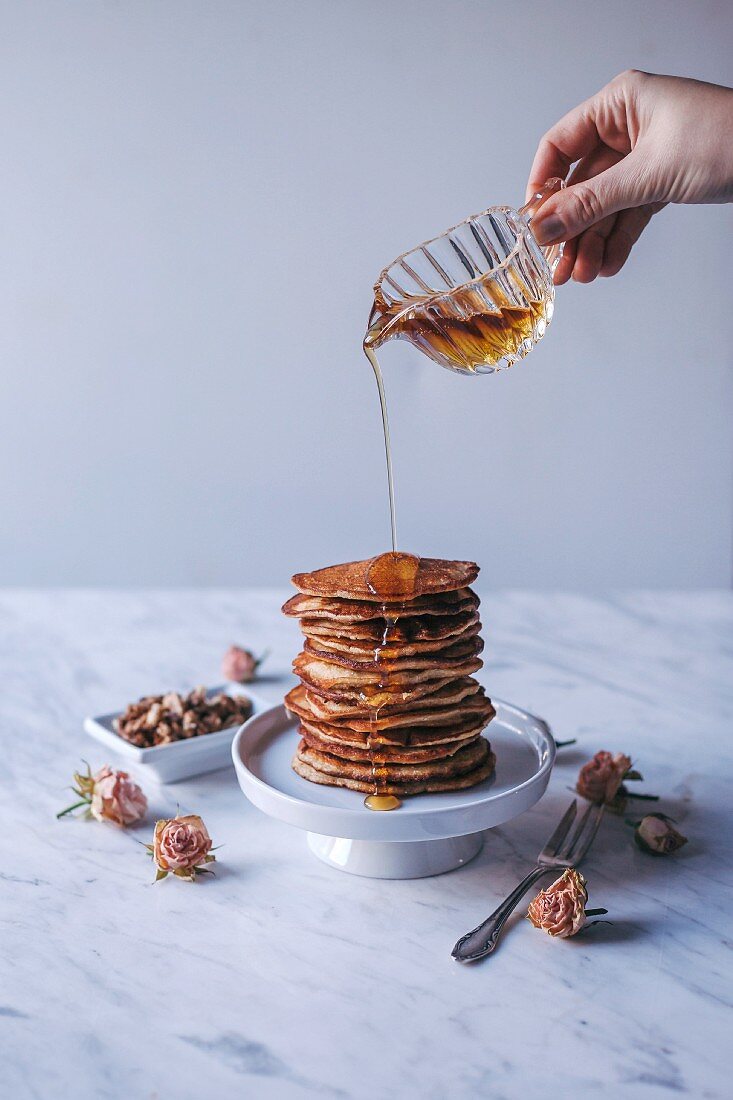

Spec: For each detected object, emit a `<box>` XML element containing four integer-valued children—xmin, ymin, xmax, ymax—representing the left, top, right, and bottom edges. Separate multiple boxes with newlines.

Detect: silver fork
<box><xmin>451</xmin><ymin>798</ymin><xmax>604</xmax><ymax>962</ymax></box>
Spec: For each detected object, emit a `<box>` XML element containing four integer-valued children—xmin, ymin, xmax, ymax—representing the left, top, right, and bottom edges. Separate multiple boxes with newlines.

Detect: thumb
<box><xmin>533</xmin><ymin>151</ymin><xmax>651</xmax><ymax>244</ymax></box>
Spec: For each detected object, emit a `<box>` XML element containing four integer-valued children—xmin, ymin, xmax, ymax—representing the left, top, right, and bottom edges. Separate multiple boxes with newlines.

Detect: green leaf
<box><xmin>625</xmin><ymin>769</ymin><xmax>644</xmax><ymax>782</ymax></box>
<box><xmin>154</xmin><ymin>869</ymin><xmax>168</xmax><ymax>882</ymax></box>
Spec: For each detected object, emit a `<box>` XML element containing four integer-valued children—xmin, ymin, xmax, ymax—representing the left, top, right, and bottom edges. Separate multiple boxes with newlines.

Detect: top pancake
<box><xmin>290</xmin><ymin>553</ymin><xmax>479</xmax><ymax>602</ymax></box>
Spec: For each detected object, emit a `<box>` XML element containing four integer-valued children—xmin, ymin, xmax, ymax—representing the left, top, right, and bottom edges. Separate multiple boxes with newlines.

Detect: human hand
<box><xmin>526</xmin><ymin>71</ymin><xmax>733</xmax><ymax>284</ymax></box>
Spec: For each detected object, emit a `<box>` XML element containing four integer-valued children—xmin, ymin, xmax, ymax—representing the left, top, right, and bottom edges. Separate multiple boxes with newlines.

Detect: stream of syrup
<box><xmin>363</xmin><ymin>343</ymin><xmax>398</xmax><ymax>555</ymax></box>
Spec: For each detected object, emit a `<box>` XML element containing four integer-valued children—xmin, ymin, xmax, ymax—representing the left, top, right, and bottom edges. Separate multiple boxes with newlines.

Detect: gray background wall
<box><xmin>1</xmin><ymin>0</ymin><xmax>731</xmax><ymax>588</ymax></box>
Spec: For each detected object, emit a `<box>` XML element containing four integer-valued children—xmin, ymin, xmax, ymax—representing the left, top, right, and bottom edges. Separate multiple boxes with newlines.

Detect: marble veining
<box><xmin>1</xmin><ymin>589</ymin><xmax>732</xmax><ymax>1099</ymax></box>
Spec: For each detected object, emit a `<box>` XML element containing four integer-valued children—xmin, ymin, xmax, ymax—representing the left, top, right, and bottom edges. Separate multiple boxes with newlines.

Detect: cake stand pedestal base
<box><xmin>306</xmin><ymin>830</ymin><xmax>485</xmax><ymax>879</ymax></box>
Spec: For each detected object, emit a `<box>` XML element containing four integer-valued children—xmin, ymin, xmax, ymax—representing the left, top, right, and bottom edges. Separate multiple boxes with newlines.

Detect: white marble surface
<box><xmin>2</xmin><ymin>589</ymin><xmax>732</xmax><ymax>1100</ymax></box>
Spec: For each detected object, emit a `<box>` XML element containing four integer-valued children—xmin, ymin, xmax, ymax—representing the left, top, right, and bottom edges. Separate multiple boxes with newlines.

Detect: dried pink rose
<box><xmin>634</xmin><ymin>814</ymin><xmax>688</xmax><ymax>855</ymax></box>
<box><xmin>527</xmin><ymin>868</ymin><xmax>589</xmax><ymax>938</ymax></box>
<box><xmin>149</xmin><ymin>814</ymin><xmax>215</xmax><ymax>881</ymax></box>
<box><xmin>90</xmin><ymin>765</ymin><xmax>147</xmax><ymax>826</ymax></box>
<box><xmin>57</xmin><ymin>763</ymin><xmax>147</xmax><ymax>826</ymax></box>
<box><xmin>576</xmin><ymin>751</ymin><xmax>633</xmax><ymax>805</ymax></box>
<box><xmin>222</xmin><ymin>645</ymin><xmax>267</xmax><ymax>683</ymax></box>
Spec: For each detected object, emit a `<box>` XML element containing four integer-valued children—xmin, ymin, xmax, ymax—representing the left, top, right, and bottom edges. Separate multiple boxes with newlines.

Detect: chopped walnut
<box><xmin>114</xmin><ymin>687</ymin><xmax>253</xmax><ymax>747</ymax></box>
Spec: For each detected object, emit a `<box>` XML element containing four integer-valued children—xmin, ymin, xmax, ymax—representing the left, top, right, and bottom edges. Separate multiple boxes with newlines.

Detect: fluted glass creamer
<box><xmin>365</xmin><ymin>178</ymin><xmax>565</xmax><ymax>374</ymax></box>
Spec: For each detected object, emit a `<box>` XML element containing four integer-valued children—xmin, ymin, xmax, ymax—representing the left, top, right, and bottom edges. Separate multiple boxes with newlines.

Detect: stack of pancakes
<box><xmin>283</xmin><ymin>553</ymin><xmax>496</xmax><ymax>797</ymax></box>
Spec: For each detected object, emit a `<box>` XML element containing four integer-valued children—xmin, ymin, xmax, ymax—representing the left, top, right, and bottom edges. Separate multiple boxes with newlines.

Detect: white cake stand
<box><xmin>231</xmin><ymin>700</ymin><xmax>555</xmax><ymax>879</ymax></box>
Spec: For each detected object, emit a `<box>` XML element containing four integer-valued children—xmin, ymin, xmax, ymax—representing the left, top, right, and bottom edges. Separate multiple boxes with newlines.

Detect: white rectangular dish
<box><xmin>84</xmin><ymin>684</ymin><xmax>268</xmax><ymax>784</ymax></box>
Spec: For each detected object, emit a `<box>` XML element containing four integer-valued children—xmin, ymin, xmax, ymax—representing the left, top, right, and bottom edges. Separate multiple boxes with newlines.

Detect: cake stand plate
<box><xmin>232</xmin><ymin>700</ymin><xmax>555</xmax><ymax>879</ymax></box>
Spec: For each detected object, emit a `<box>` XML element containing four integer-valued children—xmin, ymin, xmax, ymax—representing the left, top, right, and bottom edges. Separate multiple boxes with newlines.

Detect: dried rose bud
<box><xmin>148</xmin><ymin>814</ymin><xmax>216</xmax><ymax>881</ymax></box>
<box><xmin>634</xmin><ymin>814</ymin><xmax>688</xmax><ymax>856</ymax></box>
<box><xmin>57</xmin><ymin>763</ymin><xmax>147</xmax><ymax>827</ymax></box>
<box><xmin>527</xmin><ymin>868</ymin><xmax>589</xmax><ymax>938</ymax></box>
<box><xmin>90</xmin><ymin>766</ymin><xmax>147</xmax><ymax>826</ymax></box>
<box><xmin>222</xmin><ymin>645</ymin><xmax>267</xmax><ymax>683</ymax></box>
<box><xmin>576</xmin><ymin>750</ymin><xmax>633</xmax><ymax>805</ymax></box>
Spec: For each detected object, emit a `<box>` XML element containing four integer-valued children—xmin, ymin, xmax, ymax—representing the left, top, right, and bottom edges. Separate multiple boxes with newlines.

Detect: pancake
<box><xmin>301</xmin><ymin>619</ymin><xmax>481</xmax><ymax>657</ymax></box>
<box><xmin>298</xmin><ymin>712</ymin><xmax>492</xmax><ymax>751</ymax></box>
<box><xmin>291</xmin><ymin>554</ymin><xmax>479</xmax><ymax>602</ymax></box>
<box><xmin>301</xmin><ymin>634</ymin><xmax>483</xmax><ymax>671</ymax></box>
<box><xmin>297</xmin><ymin>675</ymin><xmax>471</xmax><ymax>708</ymax></box>
<box><xmin>293</xmin><ymin>738</ymin><xmax>496</xmax><ymax>795</ymax></box>
<box><xmin>293</xmin><ymin>754</ymin><xmax>496</xmax><ymax>795</ymax></box>
<box><xmin>299</xmin><ymin>609</ymin><xmax>480</xmax><ymax>644</ymax></box>
<box><xmin>298</xmin><ymin>722</ymin><xmax>480</xmax><ymax>763</ymax></box>
<box><xmin>285</xmin><ymin>682</ymin><xmax>494</xmax><ymax>732</ymax></box>
<box><xmin>293</xmin><ymin>653</ymin><xmax>483</xmax><ymax>703</ymax></box>
<box><xmin>297</xmin><ymin>734</ymin><xmax>488</xmax><ymax>780</ymax></box>
<box><xmin>281</xmin><ymin>588</ymin><xmax>478</xmax><ymax>622</ymax></box>
<box><xmin>291</xmin><ymin>678</ymin><xmax>489</xmax><ymax>723</ymax></box>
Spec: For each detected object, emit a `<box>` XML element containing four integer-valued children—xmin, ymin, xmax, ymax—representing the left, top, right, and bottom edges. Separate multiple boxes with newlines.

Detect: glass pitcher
<box><xmin>364</xmin><ymin>178</ymin><xmax>565</xmax><ymax>375</ymax></box>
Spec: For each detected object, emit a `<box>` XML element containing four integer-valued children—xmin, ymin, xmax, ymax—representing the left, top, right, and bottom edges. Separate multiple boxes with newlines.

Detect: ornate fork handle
<box><xmin>452</xmin><ymin>865</ymin><xmax>552</xmax><ymax>962</ymax></box>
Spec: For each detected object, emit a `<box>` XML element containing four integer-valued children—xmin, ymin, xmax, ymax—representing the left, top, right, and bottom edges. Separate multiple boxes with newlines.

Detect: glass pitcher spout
<box><xmin>365</xmin><ymin>301</ymin><xmax>391</xmax><ymax>349</ymax></box>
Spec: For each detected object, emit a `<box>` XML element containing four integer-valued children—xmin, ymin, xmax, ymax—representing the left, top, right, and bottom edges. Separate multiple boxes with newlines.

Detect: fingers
<box><xmin>532</xmin><ymin>149</ymin><xmax>651</xmax><ymax>245</ymax></box>
<box><xmin>599</xmin><ymin>203</ymin><xmax>664</xmax><ymax>277</ymax></box>
<box><xmin>526</xmin><ymin>96</ymin><xmax>603</xmax><ymax>200</ymax></box>
<box><xmin>525</xmin><ymin>71</ymin><xmax>662</xmax><ymax>281</ymax></box>
<box><xmin>552</xmin><ymin>237</ymin><xmax>577</xmax><ymax>286</ymax></box>
<box><xmin>547</xmin><ymin>143</ymin><xmax>620</xmax><ymax>284</ymax></box>
<box><xmin>525</xmin><ymin>71</ymin><xmax>639</xmax><ymax>201</ymax></box>
<box><xmin>564</xmin><ymin>146</ymin><xmax>622</xmax><ymax>283</ymax></box>
<box><xmin>566</xmin><ymin>141</ymin><xmax>623</xmax><ymax>190</ymax></box>
<box><xmin>556</xmin><ymin>203</ymin><xmax>664</xmax><ymax>284</ymax></box>
<box><xmin>572</xmin><ymin>214</ymin><xmax>619</xmax><ymax>283</ymax></box>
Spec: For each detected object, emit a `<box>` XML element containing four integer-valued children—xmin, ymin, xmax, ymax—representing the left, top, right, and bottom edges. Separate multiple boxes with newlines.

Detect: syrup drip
<box><xmin>361</xmin><ymin>552</ymin><xmax>423</xmax><ymax>812</ymax></box>
<box><xmin>362</xmin><ymin>611</ymin><xmax>398</xmax><ymax>812</ymax></box>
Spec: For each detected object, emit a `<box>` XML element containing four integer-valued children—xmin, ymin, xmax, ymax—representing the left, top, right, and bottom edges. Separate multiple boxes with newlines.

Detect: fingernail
<box><xmin>534</xmin><ymin>214</ymin><xmax>565</xmax><ymax>245</ymax></box>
